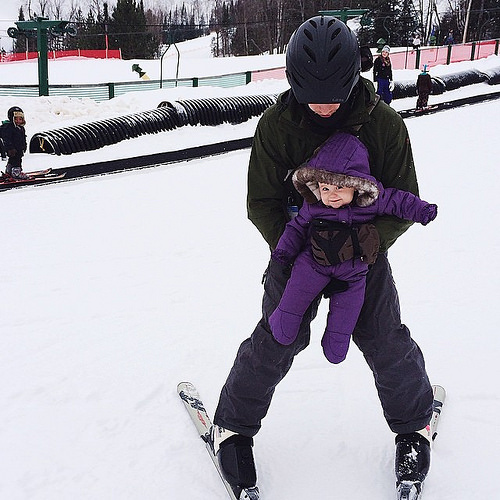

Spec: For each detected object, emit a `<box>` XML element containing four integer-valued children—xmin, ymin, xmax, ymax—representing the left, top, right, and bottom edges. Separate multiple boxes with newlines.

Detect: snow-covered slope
<box><xmin>0</xmin><ymin>37</ymin><xmax>499</xmax><ymax>500</ymax></box>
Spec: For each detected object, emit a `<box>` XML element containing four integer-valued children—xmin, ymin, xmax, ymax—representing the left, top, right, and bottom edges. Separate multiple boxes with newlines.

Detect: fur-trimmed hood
<box><xmin>292</xmin><ymin>132</ymin><xmax>379</xmax><ymax>207</ymax></box>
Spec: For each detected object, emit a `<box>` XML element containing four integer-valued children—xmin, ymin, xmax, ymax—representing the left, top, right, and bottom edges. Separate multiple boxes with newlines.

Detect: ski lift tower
<box><xmin>318</xmin><ymin>8</ymin><xmax>369</xmax><ymax>25</ymax></box>
<box><xmin>8</xmin><ymin>17</ymin><xmax>77</xmax><ymax>96</ymax></box>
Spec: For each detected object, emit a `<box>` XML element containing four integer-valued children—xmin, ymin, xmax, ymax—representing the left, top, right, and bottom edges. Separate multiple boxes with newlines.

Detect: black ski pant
<box><xmin>214</xmin><ymin>253</ymin><xmax>434</xmax><ymax>437</ymax></box>
<box><xmin>416</xmin><ymin>92</ymin><xmax>430</xmax><ymax>109</ymax></box>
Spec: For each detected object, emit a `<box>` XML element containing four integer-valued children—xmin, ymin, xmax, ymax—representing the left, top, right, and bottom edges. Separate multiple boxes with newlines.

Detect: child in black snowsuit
<box><xmin>416</xmin><ymin>66</ymin><xmax>433</xmax><ymax>110</ymax></box>
<box><xmin>2</xmin><ymin>107</ymin><xmax>28</xmax><ymax>179</ymax></box>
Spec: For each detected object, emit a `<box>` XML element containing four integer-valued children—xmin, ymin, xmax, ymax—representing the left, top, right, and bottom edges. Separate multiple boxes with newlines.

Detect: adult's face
<box><xmin>307</xmin><ymin>103</ymin><xmax>341</xmax><ymax>118</ymax></box>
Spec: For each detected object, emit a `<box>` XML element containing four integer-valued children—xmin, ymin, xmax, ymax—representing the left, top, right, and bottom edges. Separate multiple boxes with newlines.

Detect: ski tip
<box><xmin>432</xmin><ymin>384</ymin><xmax>446</xmax><ymax>400</ymax></box>
<box><xmin>177</xmin><ymin>381</ymin><xmax>197</xmax><ymax>395</ymax></box>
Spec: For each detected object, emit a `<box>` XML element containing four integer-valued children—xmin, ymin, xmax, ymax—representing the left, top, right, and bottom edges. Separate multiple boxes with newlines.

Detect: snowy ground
<box><xmin>0</xmin><ymin>36</ymin><xmax>499</xmax><ymax>500</ymax></box>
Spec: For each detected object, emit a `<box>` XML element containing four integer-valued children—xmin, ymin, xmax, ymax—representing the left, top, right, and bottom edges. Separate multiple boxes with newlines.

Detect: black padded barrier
<box><xmin>30</xmin><ymin>94</ymin><xmax>277</xmax><ymax>155</ymax></box>
<box><xmin>30</xmin><ymin>105</ymin><xmax>181</xmax><ymax>154</ymax></box>
<box><xmin>28</xmin><ymin>66</ymin><xmax>500</xmax><ymax>156</ymax></box>
<box><xmin>390</xmin><ymin>65</ymin><xmax>500</xmax><ymax>99</ymax></box>
<box><xmin>437</xmin><ymin>69</ymin><xmax>488</xmax><ymax>91</ymax></box>
<box><xmin>163</xmin><ymin>94</ymin><xmax>278</xmax><ymax>127</ymax></box>
<box><xmin>393</xmin><ymin>81</ymin><xmax>417</xmax><ymax>99</ymax></box>
<box><xmin>4</xmin><ymin>90</ymin><xmax>500</xmax><ymax>192</ymax></box>
<box><xmin>481</xmin><ymin>66</ymin><xmax>500</xmax><ymax>85</ymax></box>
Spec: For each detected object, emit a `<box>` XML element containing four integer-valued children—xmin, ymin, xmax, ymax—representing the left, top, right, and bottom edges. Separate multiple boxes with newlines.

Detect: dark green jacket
<box><xmin>247</xmin><ymin>77</ymin><xmax>419</xmax><ymax>252</ymax></box>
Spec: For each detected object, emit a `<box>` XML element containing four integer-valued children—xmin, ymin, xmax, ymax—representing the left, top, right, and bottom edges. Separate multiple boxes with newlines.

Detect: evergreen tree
<box><xmin>65</xmin><ymin>8</ymin><xmax>86</xmax><ymax>50</ymax></box>
<box><xmin>109</xmin><ymin>0</ymin><xmax>156</xmax><ymax>58</ymax></box>
<box><xmin>368</xmin><ymin>0</ymin><xmax>419</xmax><ymax>47</ymax></box>
<box><xmin>13</xmin><ymin>7</ymin><xmax>28</xmax><ymax>54</ymax></box>
<box><xmin>218</xmin><ymin>0</ymin><xmax>347</xmax><ymax>57</ymax></box>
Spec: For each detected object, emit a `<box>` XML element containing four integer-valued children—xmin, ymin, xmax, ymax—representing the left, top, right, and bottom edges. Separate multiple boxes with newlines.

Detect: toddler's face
<box><xmin>318</xmin><ymin>182</ymin><xmax>355</xmax><ymax>209</ymax></box>
<box><xmin>13</xmin><ymin>113</ymin><xmax>25</xmax><ymax>126</ymax></box>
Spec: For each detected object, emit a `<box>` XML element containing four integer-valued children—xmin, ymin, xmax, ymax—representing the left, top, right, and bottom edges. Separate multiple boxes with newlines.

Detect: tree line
<box><xmin>9</xmin><ymin>0</ymin><xmax>500</xmax><ymax>59</ymax></box>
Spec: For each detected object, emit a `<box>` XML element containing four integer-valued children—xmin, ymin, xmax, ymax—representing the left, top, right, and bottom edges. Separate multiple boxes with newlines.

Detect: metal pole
<box><xmin>159</xmin><ymin>39</ymin><xmax>180</xmax><ymax>89</ymax></box>
<box><xmin>38</xmin><ymin>25</ymin><xmax>49</xmax><ymax>96</ymax></box>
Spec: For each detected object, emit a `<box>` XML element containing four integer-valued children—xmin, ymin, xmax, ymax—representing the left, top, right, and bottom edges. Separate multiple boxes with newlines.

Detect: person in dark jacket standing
<box><xmin>416</xmin><ymin>65</ymin><xmax>433</xmax><ymax>110</ymax></box>
<box><xmin>212</xmin><ymin>16</ymin><xmax>435</xmax><ymax>499</ymax></box>
<box><xmin>373</xmin><ymin>45</ymin><xmax>393</xmax><ymax>104</ymax></box>
<box><xmin>412</xmin><ymin>34</ymin><xmax>421</xmax><ymax>51</ymax></box>
<box><xmin>2</xmin><ymin>106</ymin><xmax>28</xmax><ymax>179</ymax></box>
<box><xmin>444</xmin><ymin>31</ymin><xmax>455</xmax><ymax>45</ymax></box>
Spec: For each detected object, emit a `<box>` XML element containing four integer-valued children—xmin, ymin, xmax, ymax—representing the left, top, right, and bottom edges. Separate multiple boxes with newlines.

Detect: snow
<box><xmin>0</xmin><ymin>34</ymin><xmax>499</xmax><ymax>500</ymax></box>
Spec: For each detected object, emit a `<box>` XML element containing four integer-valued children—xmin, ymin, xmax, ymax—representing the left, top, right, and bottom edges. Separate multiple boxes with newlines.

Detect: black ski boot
<box><xmin>395</xmin><ymin>431</ymin><xmax>431</xmax><ymax>499</ymax></box>
<box><xmin>211</xmin><ymin>426</ymin><xmax>257</xmax><ymax>492</ymax></box>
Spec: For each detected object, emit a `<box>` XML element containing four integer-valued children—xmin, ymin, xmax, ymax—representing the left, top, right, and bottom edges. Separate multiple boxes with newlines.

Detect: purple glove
<box><xmin>269</xmin><ymin>306</ymin><xmax>301</xmax><ymax>346</ymax></box>
<box><xmin>321</xmin><ymin>330</ymin><xmax>351</xmax><ymax>364</ymax></box>
<box><xmin>420</xmin><ymin>204</ymin><xmax>437</xmax><ymax>225</ymax></box>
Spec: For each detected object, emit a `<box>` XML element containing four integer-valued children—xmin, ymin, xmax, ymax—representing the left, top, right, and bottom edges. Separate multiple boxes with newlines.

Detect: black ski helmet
<box><xmin>8</xmin><ymin>106</ymin><xmax>25</xmax><ymax>125</ymax></box>
<box><xmin>285</xmin><ymin>16</ymin><xmax>361</xmax><ymax>104</ymax></box>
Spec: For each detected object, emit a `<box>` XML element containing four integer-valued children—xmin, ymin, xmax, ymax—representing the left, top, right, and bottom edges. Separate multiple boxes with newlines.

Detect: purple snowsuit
<box><xmin>269</xmin><ymin>133</ymin><xmax>437</xmax><ymax>364</ymax></box>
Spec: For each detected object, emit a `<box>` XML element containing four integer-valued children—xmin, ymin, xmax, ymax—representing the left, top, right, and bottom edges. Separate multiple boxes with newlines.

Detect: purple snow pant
<box><xmin>214</xmin><ymin>253</ymin><xmax>433</xmax><ymax>437</ymax></box>
<box><xmin>269</xmin><ymin>252</ymin><xmax>368</xmax><ymax>364</ymax></box>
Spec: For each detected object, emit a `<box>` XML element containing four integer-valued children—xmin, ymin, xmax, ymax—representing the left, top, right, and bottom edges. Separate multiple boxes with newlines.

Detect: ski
<box><xmin>415</xmin><ymin>105</ymin><xmax>439</xmax><ymax>113</ymax></box>
<box><xmin>396</xmin><ymin>384</ymin><xmax>446</xmax><ymax>500</ymax></box>
<box><xmin>0</xmin><ymin>170</ymin><xmax>66</xmax><ymax>187</ymax></box>
<box><xmin>177</xmin><ymin>382</ymin><xmax>260</xmax><ymax>500</ymax></box>
<box><xmin>430</xmin><ymin>384</ymin><xmax>445</xmax><ymax>441</ymax></box>
<box><xmin>25</xmin><ymin>168</ymin><xmax>53</xmax><ymax>176</ymax></box>
<box><xmin>409</xmin><ymin>105</ymin><xmax>439</xmax><ymax>115</ymax></box>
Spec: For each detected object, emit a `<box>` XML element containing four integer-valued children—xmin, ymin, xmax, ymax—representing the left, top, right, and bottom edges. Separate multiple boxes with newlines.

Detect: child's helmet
<box><xmin>8</xmin><ymin>106</ymin><xmax>25</xmax><ymax>126</ymax></box>
<box><xmin>285</xmin><ymin>16</ymin><xmax>361</xmax><ymax>104</ymax></box>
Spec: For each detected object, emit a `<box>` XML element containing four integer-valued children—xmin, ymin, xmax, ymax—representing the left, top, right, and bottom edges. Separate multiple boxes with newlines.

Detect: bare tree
<box><xmin>29</xmin><ymin>0</ymin><xmax>51</xmax><ymax>17</ymax></box>
<box><xmin>49</xmin><ymin>0</ymin><xmax>66</xmax><ymax>18</ymax></box>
